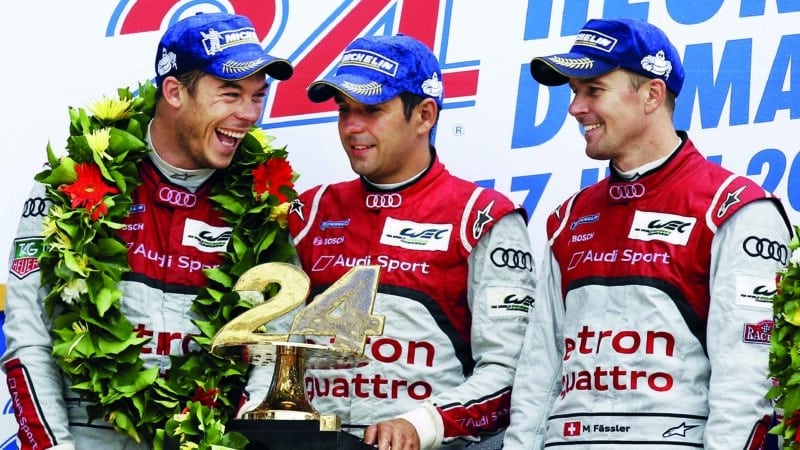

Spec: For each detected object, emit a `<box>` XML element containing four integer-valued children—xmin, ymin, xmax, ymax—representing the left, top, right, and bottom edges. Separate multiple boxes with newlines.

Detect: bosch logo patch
<box><xmin>365</xmin><ymin>193</ymin><xmax>402</xmax><ymax>209</ymax></box>
<box><xmin>742</xmin><ymin>236</ymin><xmax>787</xmax><ymax>264</ymax></box>
<box><xmin>608</xmin><ymin>183</ymin><xmax>645</xmax><ymax>200</ymax></box>
<box><xmin>157</xmin><ymin>186</ymin><xmax>197</xmax><ymax>208</ymax></box>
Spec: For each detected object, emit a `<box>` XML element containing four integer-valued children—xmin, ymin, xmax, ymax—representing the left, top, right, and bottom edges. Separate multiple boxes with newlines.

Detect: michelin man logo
<box><xmin>640</xmin><ymin>50</ymin><xmax>673</xmax><ymax>79</ymax></box>
<box><xmin>157</xmin><ymin>48</ymin><xmax>177</xmax><ymax>77</ymax></box>
<box><xmin>421</xmin><ymin>72</ymin><xmax>443</xmax><ymax>100</ymax></box>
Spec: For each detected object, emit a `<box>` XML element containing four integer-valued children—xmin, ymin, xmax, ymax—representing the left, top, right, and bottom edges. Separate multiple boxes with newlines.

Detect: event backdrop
<box><xmin>0</xmin><ymin>0</ymin><xmax>798</xmax><ymax>447</ymax></box>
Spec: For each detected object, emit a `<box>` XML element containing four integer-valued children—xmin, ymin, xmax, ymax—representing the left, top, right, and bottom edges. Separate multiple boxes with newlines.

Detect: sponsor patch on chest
<box><xmin>182</xmin><ymin>218</ymin><xmax>232</xmax><ymax>253</ymax></box>
<box><xmin>628</xmin><ymin>211</ymin><xmax>696</xmax><ymax>246</ymax></box>
<box><xmin>380</xmin><ymin>217</ymin><xmax>452</xmax><ymax>251</ymax></box>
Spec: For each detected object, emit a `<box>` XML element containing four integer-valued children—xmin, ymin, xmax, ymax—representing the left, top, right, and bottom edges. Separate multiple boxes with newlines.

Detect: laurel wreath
<box><xmin>35</xmin><ymin>80</ymin><xmax>297</xmax><ymax>449</ymax></box>
<box><xmin>768</xmin><ymin>226</ymin><xmax>800</xmax><ymax>448</ymax></box>
<box><xmin>340</xmin><ymin>80</ymin><xmax>382</xmax><ymax>97</ymax></box>
<box><xmin>222</xmin><ymin>59</ymin><xmax>268</xmax><ymax>74</ymax></box>
<box><xmin>547</xmin><ymin>55</ymin><xmax>595</xmax><ymax>70</ymax></box>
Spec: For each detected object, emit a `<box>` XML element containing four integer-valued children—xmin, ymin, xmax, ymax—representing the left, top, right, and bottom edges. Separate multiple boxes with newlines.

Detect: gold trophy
<box><xmin>211</xmin><ymin>262</ymin><xmax>384</xmax><ymax>449</ymax></box>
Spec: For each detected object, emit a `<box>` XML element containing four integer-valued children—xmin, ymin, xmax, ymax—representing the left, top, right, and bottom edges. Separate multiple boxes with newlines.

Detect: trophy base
<box><xmin>228</xmin><ymin>419</ymin><xmax>373</xmax><ymax>450</ymax></box>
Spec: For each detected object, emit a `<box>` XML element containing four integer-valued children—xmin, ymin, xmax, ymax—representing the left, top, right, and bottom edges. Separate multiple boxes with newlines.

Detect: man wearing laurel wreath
<box><xmin>2</xmin><ymin>12</ymin><xmax>293</xmax><ymax>450</ymax></box>
<box><xmin>277</xmin><ymin>34</ymin><xmax>538</xmax><ymax>450</ymax></box>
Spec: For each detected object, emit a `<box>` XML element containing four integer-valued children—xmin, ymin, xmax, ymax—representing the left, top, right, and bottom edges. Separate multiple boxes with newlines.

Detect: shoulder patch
<box><xmin>10</xmin><ymin>237</ymin><xmax>44</xmax><ymax>279</ymax></box>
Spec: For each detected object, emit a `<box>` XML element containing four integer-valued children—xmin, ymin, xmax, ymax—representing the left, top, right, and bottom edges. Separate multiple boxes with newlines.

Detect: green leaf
<box><xmin>37</xmin><ymin>156</ymin><xmax>78</xmax><ymax>186</ymax></box>
<box><xmin>112</xmin><ymin>367</ymin><xmax>159</xmax><ymax>394</ymax></box>
<box><xmin>205</xmin><ymin>268</ymin><xmax>233</xmax><ymax>288</ymax></box>
<box><xmin>63</xmin><ymin>251</ymin><xmax>88</xmax><ymax>277</ymax></box>
<box><xmin>109</xmin><ymin>127</ymin><xmax>147</xmax><ymax>154</ymax></box>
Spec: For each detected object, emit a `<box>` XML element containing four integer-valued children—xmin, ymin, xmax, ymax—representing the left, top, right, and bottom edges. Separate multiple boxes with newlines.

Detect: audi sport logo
<box><xmin>608</xmin><ymin>183</ymin><xmax>645</xmax><ymax>200</ymax></box>
<box><xmin>21</xmin><ymin>197</ymin><xmax>50</xmax><ymax>217</ymax></box>
<box><xmin>490</xmin><ymin>247</ymin><xmax>534</xmax><ymax>271</ymax></box>
<box><xmin>742</xmin><ymin>236</ymin><xmax>787</xmax><ymax>264</ymax></box>
<box><xmin>365</xmin><ymin>193</ymin><xmax>402</xmax><ymax>209</ymax></box>
<box><xmin>158</xmin><ymin>186</ymin><xmax>197</xmax><ymax>208</ymax></box>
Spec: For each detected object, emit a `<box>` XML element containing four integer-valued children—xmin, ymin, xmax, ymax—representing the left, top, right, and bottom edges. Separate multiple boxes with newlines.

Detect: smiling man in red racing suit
<box><xmin>287</xmin><ymin>34</ymin><xmax>537</xmax><ymax>449</ymax></box>
<box><xmin>503</xmin><ymin>18</ymin><xmax>791</xmax><ymax>449</ymax></box>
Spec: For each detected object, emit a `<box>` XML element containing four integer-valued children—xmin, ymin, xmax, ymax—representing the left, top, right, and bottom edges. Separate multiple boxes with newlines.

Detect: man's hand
<box><xmin>363</xmin><ymin>418</ymin><xmax>421</xmax><ymax>450</ymax></box>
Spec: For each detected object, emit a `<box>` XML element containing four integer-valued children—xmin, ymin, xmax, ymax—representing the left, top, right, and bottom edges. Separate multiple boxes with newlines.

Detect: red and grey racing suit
<box><xmin>287</xmin><ymin>153</ymin><xmax>537</xmax><ymax>448</ymax></box>
<box><xmin>2</xmin><ymin>158</ymin><xmax>231</xmax><ymax>450</ymax></box>
<box><xmin>504</xmin><ymin>133</ymin><xmax>791</xmax><ymax>449</ymax></box>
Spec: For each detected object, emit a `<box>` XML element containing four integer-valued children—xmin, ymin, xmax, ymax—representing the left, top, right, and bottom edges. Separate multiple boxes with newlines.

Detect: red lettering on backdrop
<box><xmin>271</xmin><ymin>1</ymin><xmax>391</xmax><ymax>117</ymax></box>
<box><xmin>397</xmin><ymin>0</ymin><xmax>479</xmax><ymax>100</ymax></box>
<box><xmin>270</xmin><ymin>0</ymin><xmax>479</xmax><ymax>118</ymax></box>
<box><xmin>113</xmin><ymin>0</ymin><xmax>479</xmax><ymax>118</ymax></box>
<box><xmin>117</xmin><ymin>0</ymin><xmax>276</xmax><ymax>41</ymax></box>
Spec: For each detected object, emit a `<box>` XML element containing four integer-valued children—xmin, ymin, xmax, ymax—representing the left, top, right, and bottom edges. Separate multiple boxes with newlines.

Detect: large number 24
<box><xmin>211</xmin><ymin>262</ymin><xmax>385</xmax><ymax>358</ymax></box>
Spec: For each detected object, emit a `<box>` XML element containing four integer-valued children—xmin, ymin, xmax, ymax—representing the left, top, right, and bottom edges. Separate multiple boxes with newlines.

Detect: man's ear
<box><xmin>416</xmin><ymin>98</ymin><xmax>439</xmax><ymax>133</ymax></box>
<box><xmin>160</xmin><ymin>76</ymin><xmax>184</xmax><ymax>108</ymax></box>
<box><xmin>644</xmin><ymin>78</ymin><xmax>667</xmax><ymax>114</ymax></box>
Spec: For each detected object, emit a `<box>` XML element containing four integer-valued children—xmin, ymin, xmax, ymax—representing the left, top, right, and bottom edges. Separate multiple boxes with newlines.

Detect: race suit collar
<box><xmin>609</xmin><ymin>131</ymin><xmax>688</xmax><ymax>182</ymax></box>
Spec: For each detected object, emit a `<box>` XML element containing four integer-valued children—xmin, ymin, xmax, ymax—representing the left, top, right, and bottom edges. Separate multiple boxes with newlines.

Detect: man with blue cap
<box><xmin>2</xmin><ymin>11</ymin><xmax>292</xmax><ymax>449</ymax></box>
<box><xmin>504</xmin><ymin>17</ymin><xmax>790</xmax><ymax>449</ymax></box>
<box><xmin>285</xmin><ymin>34</ymin><xmax>537</xmax><ymax>449</ymax></box>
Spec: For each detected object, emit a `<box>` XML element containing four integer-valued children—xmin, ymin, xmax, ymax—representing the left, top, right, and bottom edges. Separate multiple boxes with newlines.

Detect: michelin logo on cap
<box><xmin>201</xmin><ymin>27</ymin><xmax>259</xmax><ymax>55</ymax></box>
<box><xmin>340</xmin><ymin>50</ymin><xmax>399</xmax><ymax>76</ymax></box>
<box><xmin>574</xmin><ymin>30</ymin><xmax>618</xmax><ymax>53</ymax></box>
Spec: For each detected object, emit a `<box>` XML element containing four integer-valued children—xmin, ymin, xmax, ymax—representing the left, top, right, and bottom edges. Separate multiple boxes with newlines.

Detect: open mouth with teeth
<box><xmin>584</xmin><ymin>123</ymin><xmax>602</xmax><ymax>133</ymax></box>
<box><xmin>217</xmin><ymin>128</ymin><xmax>247</xmax><ymax>147</ymax></box>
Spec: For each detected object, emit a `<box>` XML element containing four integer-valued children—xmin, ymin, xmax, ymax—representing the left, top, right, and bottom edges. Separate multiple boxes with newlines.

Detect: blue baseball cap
<box><xmin>531</xmin><ymin>18</ymin><xmax>684</xmax><ymax>96</ymax></box>
<box><xmin>307</xmin><ymin>34</ymin><xmax>444</xmax><ymax>108</ymax></box>
<box><xmin>155</xmin><ymin>12</ymin><xmax>293</xmax><ymax>87</ymax></box>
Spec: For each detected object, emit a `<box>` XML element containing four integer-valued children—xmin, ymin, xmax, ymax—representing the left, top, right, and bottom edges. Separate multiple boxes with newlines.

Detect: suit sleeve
<box><xmin>400</xmin><ymin>212</ymin><xmax>537</xmax><ymax>447</ymax></box>
<box><xmin>2</xmin><ymin>182</ymin><xmax>76</xmax><ymax>450</ymax></box>
<box><xmin>705</xmin><ymin>199</ymin><xmax>789</xmax><ymax>449</ymax></box>
<box><xmin>503</xmin><ymin>240</ymin><xmax>565</xmax><ymax>450</ymax></box>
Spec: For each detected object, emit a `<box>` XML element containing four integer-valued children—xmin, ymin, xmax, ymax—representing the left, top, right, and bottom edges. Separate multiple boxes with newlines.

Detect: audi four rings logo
<box><xmin>490</xmin><ymin>247</ymin><xmax>534</xmax><ymax>271</ymax></box>
<box><xmin>743</xmin><ymin>236</ymin><xmax>787</xmax><ymax>263</ymax></box>
<box><xmin>22</xmin><ymin>197</ymin><xmax>50</xmax><ymax>217</ymax></box>
<box><xmin>158</xmin><ymin>186</ymin><xmax>197</xmax><ymax>208</ymax></box>
<box><xmin>366</xmin><ymin>193</ymin><xmax>402</xmax><ymax>208</ymax></box>
<box><xmin>608</xmin><ymin>183</ymin><xmax>645</xmax><ymax>200</ymax></box>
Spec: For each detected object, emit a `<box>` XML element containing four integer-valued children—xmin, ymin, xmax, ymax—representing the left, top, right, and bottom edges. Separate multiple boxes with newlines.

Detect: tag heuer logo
<box><xmin>11</xmin><ymin>237</ymin><xmax>44</xmax><ymax>279</ymax></box>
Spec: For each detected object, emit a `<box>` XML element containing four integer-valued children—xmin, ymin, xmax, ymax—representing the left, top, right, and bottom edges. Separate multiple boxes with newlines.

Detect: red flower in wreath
<box><xmin>252</xmin><ymin>158</ymin><xmax>294</xmax><ymax>203</ymax></box>
<box><xmin>191</xmin><ymin>386</ymin><xmax>219</xmax><ymax>409</ymax></box>
<box><xmin>59</xmin><ymin>162</ymin><xmax>119</xmax><ymax>220</ymax></box>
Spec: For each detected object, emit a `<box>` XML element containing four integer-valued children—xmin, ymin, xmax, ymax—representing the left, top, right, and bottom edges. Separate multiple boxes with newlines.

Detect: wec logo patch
<box><xmin>628</xmin><ymin>211</ymin><xmax>695</xmax><ymax>246</ymax></box>
<box><xmin>380</xmin><ymin>217</ymin><xmax>451</xmax><ymax>251</ymax></box>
